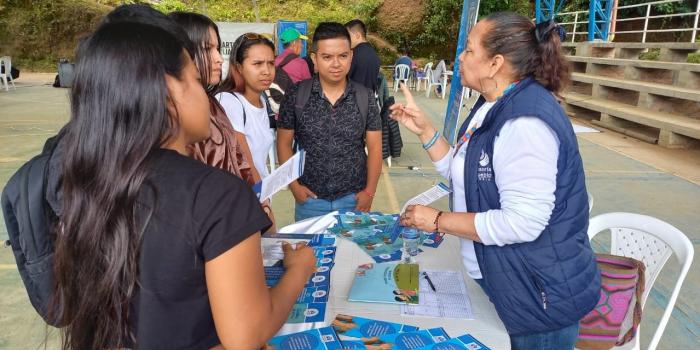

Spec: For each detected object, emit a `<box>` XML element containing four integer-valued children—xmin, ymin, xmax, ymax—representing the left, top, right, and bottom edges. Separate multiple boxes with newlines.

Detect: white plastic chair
<box><xmin>0</xmin><ymin>56</ymin><xmax>16</xmax><ymax>91</ymax></box>
<box><xmin>393</xmin><ymin>64</ymin><xmax>411</xmax><ymax>92</ymax></box>
<box><xmin>587</xmin><ymin>212</ymin><xmax>694</xmax><ymax>350</ymax></box>
<box><xmin>415</xmin><ymin>62</ymin><xmax>432</xmax><ymax>91</ymax></box>
<box><xmin>425</xmin><ymin>67</ymin><xmax>442</xmax><ymax>98</ymax></box>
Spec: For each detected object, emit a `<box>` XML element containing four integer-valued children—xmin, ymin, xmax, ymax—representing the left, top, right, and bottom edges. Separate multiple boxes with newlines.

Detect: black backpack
<box><xmin>2</xmin><ymin>133</ymin><xmax>64</xmax><ymax>326</ymax></box>
<box><xmin>269</xmin><ymin>53</ymin><xmax>299</xmax><ymax>105</ymax></box>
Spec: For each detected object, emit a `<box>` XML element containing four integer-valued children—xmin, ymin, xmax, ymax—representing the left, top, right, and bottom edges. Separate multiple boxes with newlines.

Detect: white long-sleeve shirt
<box><xmin>433</xmin><ymin>102</ymin><xmax>560</xmax><ymax>279</ymax></box>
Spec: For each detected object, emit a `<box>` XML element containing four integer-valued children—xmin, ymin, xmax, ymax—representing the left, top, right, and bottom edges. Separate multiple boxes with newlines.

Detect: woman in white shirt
<box><xmin>216</xmin><ymin>33</ymin><xmax>276</xmax><ymax>179</ymax></box>
<box><xmin>390</xmin><ymin>12</ymin><xmax>599</xmax><ymax>350</ymax></box>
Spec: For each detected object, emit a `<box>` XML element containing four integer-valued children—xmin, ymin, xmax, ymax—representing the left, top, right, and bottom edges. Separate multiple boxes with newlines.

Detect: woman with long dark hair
<box><xmin>168</xmin><ymin>12</ymin><xmax>262</xmax><ymax>185</ymax></box>
<box><xmin>391</xmin><ymin>12</ymin><xmax>599</xmax><ymax>349</ymax></box>
<box><xmin>53</xmin><ymin>16</ymin><xmax>316</xmax><ymax>349</ymax></box>
<box><xmin>216</xmin><ymin>33</ymin><xmax>276</xmax><ymax>181</ymax></box>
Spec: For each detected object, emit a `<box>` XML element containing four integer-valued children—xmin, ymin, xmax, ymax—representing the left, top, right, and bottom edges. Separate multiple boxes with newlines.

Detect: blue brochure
<box><xmin>267</xmin><ymin>326</ymin><xmax>343</xmax><ymax>350</ymax></box>
<box><xmin>340</xmin><ymin>328</ymin><xmax>450</xmax><ymax>350</ymax></box>
<box><xmin>285</xmin><ymin>302</ymin><xmax>327</xmax><ymax>323</ymax></box>
<box><xmin>336</xmin><ymin>211</ymin><xmax>398</xmax><ymax>229</ymax></box>
<box><xmin>266</xmin><ymin>267</ymin><xmax>331</xmax><ymax>288</ymax></box>
<box><xmin>413</xmin><ymin>334</ymin><xmax>490</xmax><ymax>350</ymax></box>
<box><xmin>348</xmin><ymin>263</ymin><xmax>419</xmax><ymax>304</ymax></box>
<box><xmin>263</xmin><ymin>232</ymin><xmax>337</xmax><ymax>247</ymax></box>
<box><xmin>331</xmin><ymin>314</ymin><xmax>418</xmax><ymax>339</ymax></box>
<box><xmin>296</xmin><ymin>285</ymin><xmax>330</xmax><ymax>303</ymax></box>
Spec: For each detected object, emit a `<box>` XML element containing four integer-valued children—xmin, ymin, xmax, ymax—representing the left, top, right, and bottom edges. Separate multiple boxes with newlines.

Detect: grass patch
<box><xmin>14</xmin><ymin>57</ymin><xmax>58</xmax><ymax>73</ymax></box>
<box><xmin>638</xmin><ymin>48</ymin><xmax>660</xmax><ymax>61</ymax></box>
<box><xmin>688</xmin><ymin>53</ymin><xmax>700</xmax><ymax>64</ymax></box>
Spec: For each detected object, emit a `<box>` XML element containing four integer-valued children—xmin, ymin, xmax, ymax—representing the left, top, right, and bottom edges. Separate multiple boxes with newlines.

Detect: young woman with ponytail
<box><xmin>53</xmin><ymin>8</ymin><xmax>315</xmax><ymax>349</ymax></box>
<box><xmin>391</xmin><ymin>12</ymin><xmax>599</xmax><ymax>349</ymax></box>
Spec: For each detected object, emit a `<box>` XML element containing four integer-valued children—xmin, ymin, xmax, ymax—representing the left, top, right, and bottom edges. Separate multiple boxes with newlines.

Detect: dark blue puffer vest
<box><xmin>458</xmin><ymin>77</ymin><xmax>600</xmax><ymax>336</ymax></box>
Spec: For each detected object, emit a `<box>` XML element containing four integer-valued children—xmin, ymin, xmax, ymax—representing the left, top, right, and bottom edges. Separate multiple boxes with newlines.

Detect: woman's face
<box><xmin>459</xmin><ymin>20</ymin><xmax>496</xmax><ymax>91</ymax></box>
<box><xmin>238</xmin><ymin>43</ymin><xmax>276</xmax><ymax>93</ymax></box>
<box><xmin>167</xmin><ymin>53</ymin><xmax>210</xmax><ymax>144</ymax></box>
<box><xmin>205</xmin><ymin>27</ymin><xmax>223</xmax><ymax>85</ymax></box>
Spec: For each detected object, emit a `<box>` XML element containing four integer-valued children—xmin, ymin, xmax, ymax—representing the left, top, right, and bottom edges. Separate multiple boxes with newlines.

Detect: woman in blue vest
<box><xmin>391</xmin><ymin>12</ymin><xmax>600</xmax><ymax>349</ymax></box>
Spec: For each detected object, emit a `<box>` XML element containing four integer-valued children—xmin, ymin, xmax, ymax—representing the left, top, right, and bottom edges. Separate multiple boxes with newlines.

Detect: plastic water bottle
<box><xmin>401</xmin><ymin>227</ymin><xmax>420</xmax><ymax>263</ymax></box>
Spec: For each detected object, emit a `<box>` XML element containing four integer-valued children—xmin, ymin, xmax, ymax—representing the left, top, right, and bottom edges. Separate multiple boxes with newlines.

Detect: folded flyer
<box><xmin>336</xmin><ymin>211</ymin><xmax>398</xmax><ymax>229</ymax></box>
<box><xmin>331</xmin><ymin>314</ymin><xmax>418</xmax><ymax>339</ymax></box>
<box><xmin>285</xmin><ymin>302</ymin><xmax>327</xmax><ymax>324</ymax></box>
<box><xmin>266</xmin><ymin>267</ymin><xmax>331</xmax><ymax>288</ymax></box>
<box><xmin>296</xmin><ymin>285</ymin><xmax>330</xmax><ymax>304</ymax></box>
<box><xmin>348</xmin><ymin>263</ymin><xmax>419</xmax><ymax>305</ymax></box>
<box><xmin>262</xmin><ymin>232</ymin><xmax>337</xmax><ymax>247</ymax></box>
<box><xmin>340</xmin><ymin>328</ymin><xmax>450</xmax><ymax>350</ymax></box>
<box><xmin>267</xmin><ymin>326</ymin><xmax>343</xmax><ymax>350</ymax></box>
<box><xmin>413</xmin><ymin>334</ymin><xmax>490</xmax><ymax>350</ymax></box>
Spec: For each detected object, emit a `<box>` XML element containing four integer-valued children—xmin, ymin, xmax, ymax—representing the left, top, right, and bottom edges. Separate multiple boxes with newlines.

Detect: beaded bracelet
<box><xmin>422</xmin><ymin>131</ymin><xmax>440</xmax><ymax>150</ymax></box>
<box><xmin>434</xmin><ymin>211</ymin><xmax>444</xmax><ymax>232</ymax></box>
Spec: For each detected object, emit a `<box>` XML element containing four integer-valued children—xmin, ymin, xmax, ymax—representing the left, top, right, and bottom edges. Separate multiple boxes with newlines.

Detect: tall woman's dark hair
<box><xmin>54</xmin><ymin>21</ymin><xmax>190</xmax><ymax>349</ymax></box>
<box><xmin>216</xmin><ymin>33</ymin><xmax>275</xmax><ymax>95</ymax></box>
<box><xmin>169</xmin><ymin>11</ymin><xmax>221</xmax><ymax>93</ymax></box>
<box><xmin>481</xmin><ymin>12</ymin><xmax>570</xmax><ymax>95</ymax></box>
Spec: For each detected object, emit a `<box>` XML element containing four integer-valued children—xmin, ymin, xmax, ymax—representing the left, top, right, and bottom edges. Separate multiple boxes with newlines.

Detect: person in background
<box><xmin>169</xmin><ymin>12</ymin><xmax>262</xmax><ymax>185</ymax></box>
<box><xmin>345</xmin><ymin>19</ymin><xmax>381</xmax><ymax>91</ymax></box>
<box><xmin>51</xmin><ymin>9</ymin><xmax>316</xmax><ymax>348</ymax></box>
<box><xmin>277</xmin><ymin>22</ymin><xmax>382</xmax><ymax>221</ymax></box>
<box><xmin>395</xmin><ymin>50</ymin><xmax>413</xmax><ymax>69</ymax></box>
<box><xmin>216</xmin><ymin>33</ymin><xmax>276</xmax><ymax>180</ymax></box>
<box><xmin>171</xmin><ymin>12</ymin><xmax>277</xmax><ymax>230</ymax></box>
<box><xmin>392</xmin><ymin>12</ymin><xmax>600</xmax><ymax>349</ymax></box>
<box><xmin>394</xmin><ymin>50</ymin><xmax>414</xmax><ymax>87</ymax></box>
<box><xmin>276</xmin><ymin>28</ymin><xmax>312</xmax><ymax>84</ymax></box>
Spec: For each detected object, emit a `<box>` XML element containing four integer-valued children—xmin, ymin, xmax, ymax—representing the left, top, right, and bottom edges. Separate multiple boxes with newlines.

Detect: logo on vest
<box><xmin>477</xmin><ymin>150</ymin><xmax>493</xmax><ymax>182</ymax></box>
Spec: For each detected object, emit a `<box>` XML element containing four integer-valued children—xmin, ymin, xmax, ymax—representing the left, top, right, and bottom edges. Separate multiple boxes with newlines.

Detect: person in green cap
<box><xmin>275</xmin><ymin>27</ymin><xmax>312</xmax><ymax>85</ymax></box>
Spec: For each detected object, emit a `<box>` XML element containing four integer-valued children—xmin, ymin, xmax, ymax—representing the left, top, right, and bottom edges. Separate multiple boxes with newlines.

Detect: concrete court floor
<box><xmin>0</xmin><ymin>74</ymin><xmax>698</xmax><ymax>349</ymax></box>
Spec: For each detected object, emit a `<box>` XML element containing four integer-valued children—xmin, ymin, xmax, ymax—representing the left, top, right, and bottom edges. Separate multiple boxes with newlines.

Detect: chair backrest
<box><xmin>394</xmin><ymin>64</ymin><xmax>410</xmax><ymax>80</ymax></box>
<box><xmin>0</xmin><ymin>56</ymin><xmax>10</xmax><ymax>76</ymax></box>
<box><xmin>422</xmin><ymin>62</ymin><xmax>433</xmax><ymax>76</ymax></box>
<box><xmin>587</xmin><ymin>212</ymin><xmax>694</xmax><ymax>350</ymax></box>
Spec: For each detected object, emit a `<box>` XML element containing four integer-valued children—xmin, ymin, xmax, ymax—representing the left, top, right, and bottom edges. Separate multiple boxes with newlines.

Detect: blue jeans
<box><xmin>473</xmin><ymin>279</ymin><xmax>580</xmax><ymax>350</ymax></box>
<box><xmin>295</xmin><ymin>193</ymin><xmax>357</xmax><ymax>222</ymax></box>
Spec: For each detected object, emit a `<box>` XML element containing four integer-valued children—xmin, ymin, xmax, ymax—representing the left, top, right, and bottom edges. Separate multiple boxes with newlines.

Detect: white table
<box><xmin>277</xmin><ymin>217</ymin><xmax>510</xmax><ymax>349</ymax></box>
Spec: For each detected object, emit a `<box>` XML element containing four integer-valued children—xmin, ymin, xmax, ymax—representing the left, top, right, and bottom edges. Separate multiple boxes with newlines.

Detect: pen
<box><xmin>422</xmin><ymin>272</ymin><xmax>436</xmax><ymax>292</ymax></box>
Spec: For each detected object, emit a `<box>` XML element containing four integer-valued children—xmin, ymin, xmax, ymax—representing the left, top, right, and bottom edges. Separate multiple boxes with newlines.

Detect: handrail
<box><xmin>553</xmin><ymin>0</ymin><xmax>700</xmax><ymax>43</ymax></box>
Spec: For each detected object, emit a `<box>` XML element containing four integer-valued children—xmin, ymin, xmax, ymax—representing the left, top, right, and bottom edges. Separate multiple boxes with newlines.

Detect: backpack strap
<box><xmin>294</xmin><ymin>79</ymin><xmax>313</xmax><ymax>121</ymax></box>
<box><xmin>350</xmin><ymin>81</ymin><xmax>370</xmax><ymax>127</ymax></box>
<box><xmin>227</xmin><ymin>92</ymin><xmax>247</xmax><ymax>126</ymax></box>
<box><xmin>260</xmin><ymin>93</ymin><xmax>277</xmax><ymax>129</ymax></box>
<box><xmin>278</xmin><ymin>53</ymin><xmax>299</xmax><ymax>69</ymax></box>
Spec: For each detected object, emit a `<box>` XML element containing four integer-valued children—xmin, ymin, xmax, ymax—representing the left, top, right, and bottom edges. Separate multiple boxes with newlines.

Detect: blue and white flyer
<box><xmin>331</xmin><ymin>314</ymin><xmax>418</xmax><ymax>339</ymax></box>
<box><xmin>413</xmin><ymin>334</ymin><xmax>491</xmax><ymax>350</ymax></box>
<box><xmin>267</xmin><ymin>326</ymin><xmax>343</xmax><ymax>350</ymax></box>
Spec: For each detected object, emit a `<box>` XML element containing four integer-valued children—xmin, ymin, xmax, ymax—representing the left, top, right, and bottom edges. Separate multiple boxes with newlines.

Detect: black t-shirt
<box><xmin>130</xmin><ymin>149</ymin><xmax>271</xmax><ymax>349</ymax></box>
<box><xmin>348</xmin><ymin>42</ymin><xmax>381</xmax><ymax>91</ymax></box>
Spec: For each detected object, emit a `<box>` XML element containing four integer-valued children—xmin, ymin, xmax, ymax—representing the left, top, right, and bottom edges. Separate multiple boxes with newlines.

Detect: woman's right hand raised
<box><xmin>389</xmin><ymin>83</ymin><xmax>433</xmax><ymax>136</ymax></box>
<box><xmin>282</xmin><ymin>242</ymin><xmax>317</xmax><ymax>277</ymax></box>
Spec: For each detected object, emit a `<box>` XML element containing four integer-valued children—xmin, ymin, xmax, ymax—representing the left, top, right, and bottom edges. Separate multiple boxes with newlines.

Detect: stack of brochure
<box><xmin>262</xmin><ymin>233</ymin><xmax>337</xmax><ymax>325</ymax></box>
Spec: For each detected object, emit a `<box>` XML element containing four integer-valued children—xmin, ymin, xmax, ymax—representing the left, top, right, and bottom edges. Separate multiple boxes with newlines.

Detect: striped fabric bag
<box><xmin>576</xmin><ymin>254</ymin><xmax>646</xmax><ymax>350</ymax></box>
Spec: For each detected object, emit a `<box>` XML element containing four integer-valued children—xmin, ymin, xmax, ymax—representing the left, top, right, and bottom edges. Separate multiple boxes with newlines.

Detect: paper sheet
<box><xmin>401</xmin><ymin>183</ymin><xmax>451</xmax><ymax>213</ymax></box>
<box><xmin>256</xmin><ymin>150</ymin><xmax>305</xmax><ymax>202</ymax></box>
<box><xmin>400</xmin><ymin>269</ymin><xmax>474</xmax><ymax>319</ymax></box>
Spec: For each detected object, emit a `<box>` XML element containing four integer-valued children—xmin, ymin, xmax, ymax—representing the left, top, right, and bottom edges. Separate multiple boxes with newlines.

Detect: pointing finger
<box><xmin>399</xmin><ymin>82</ymin><xmax>416</xmax><ymax>106</ymax></box>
